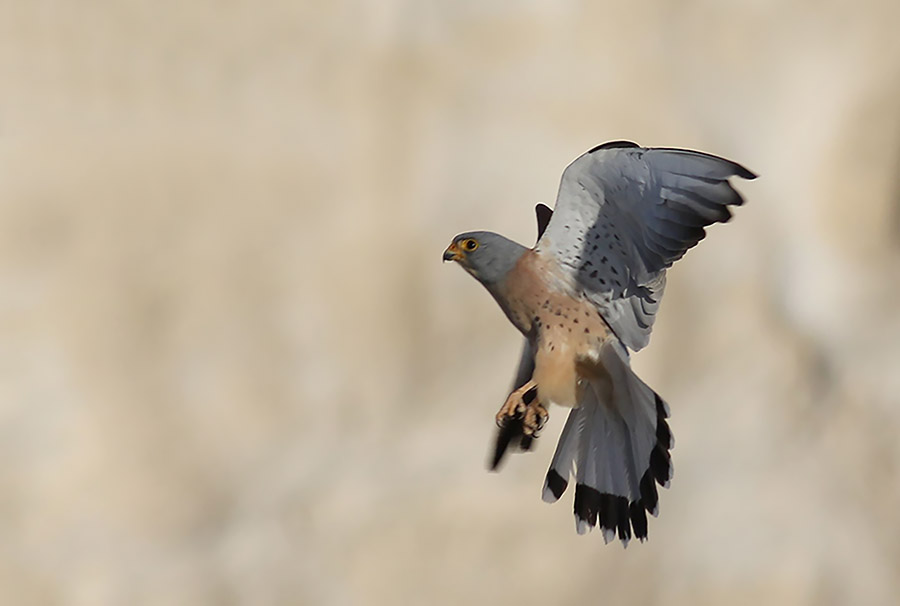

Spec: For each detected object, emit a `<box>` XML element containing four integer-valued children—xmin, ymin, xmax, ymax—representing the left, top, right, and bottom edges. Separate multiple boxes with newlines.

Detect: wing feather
<box><xmin>537</xmin><ymin>143</ymin><xmax>755</xmax><ymax>351</ymax></box>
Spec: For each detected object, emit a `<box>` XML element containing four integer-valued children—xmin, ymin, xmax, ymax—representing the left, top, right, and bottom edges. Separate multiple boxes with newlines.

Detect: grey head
<box><xmin>442</xmin><ymin>231</ymin><xmax>527</xmax><ymax>288</ymax></box>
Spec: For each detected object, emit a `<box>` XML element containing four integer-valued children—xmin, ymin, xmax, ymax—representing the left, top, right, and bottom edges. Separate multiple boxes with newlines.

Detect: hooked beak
<box><xmin>443</xmin><ymin>242</ymin><xmax>462</xmax><ymax>262</ymax></box>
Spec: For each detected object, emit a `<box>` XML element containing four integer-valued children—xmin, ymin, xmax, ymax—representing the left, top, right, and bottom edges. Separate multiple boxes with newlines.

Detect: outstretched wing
<box><xmin>536</xmin><ymin>141</ymin><xmax>756</xmax><ymax>351</ymax></box>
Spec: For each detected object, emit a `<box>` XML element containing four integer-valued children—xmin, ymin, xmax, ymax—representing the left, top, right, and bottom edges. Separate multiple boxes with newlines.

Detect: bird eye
<box><xmin>463</xmin><ymin>239</ymin><xmax>478</xmax><ymax>251</ymax></box>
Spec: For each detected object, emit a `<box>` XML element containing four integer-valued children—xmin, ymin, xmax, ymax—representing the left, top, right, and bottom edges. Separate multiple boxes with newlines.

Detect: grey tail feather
<box><xmin>541</xmin><ymin>340</ymin><xmax>673</xmax><ymax>545</ymax></box>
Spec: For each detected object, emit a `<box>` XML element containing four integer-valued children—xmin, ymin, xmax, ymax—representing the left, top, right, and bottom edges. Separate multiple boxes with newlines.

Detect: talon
<box><xmin>495</xmin><ymin>380</ymin><xmax>548</xmax><ymax>439</ymax></box>
<box><xmin>521</xmin><ymin>401</ymin><xmax>549</xmax><ymax>437</ymax></box>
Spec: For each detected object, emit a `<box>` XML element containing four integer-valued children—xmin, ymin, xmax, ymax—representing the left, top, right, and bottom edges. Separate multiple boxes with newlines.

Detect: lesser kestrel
<box><xmin>443</xmin><ymin>141</ymin><xmax>755</xmax><ymax>544</ymax></box>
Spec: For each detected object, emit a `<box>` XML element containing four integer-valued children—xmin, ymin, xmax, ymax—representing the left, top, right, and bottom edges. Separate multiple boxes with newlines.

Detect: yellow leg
<box><xmin>495</xmin><ymin>380</ymin><xmax>549</xmax><ymax>437</ymax></box>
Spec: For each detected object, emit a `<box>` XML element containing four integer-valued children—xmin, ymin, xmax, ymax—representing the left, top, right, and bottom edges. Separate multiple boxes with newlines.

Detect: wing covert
<box><xmin>536</xmin><ymin>141</ymin><xmax>755</xmax><ymax>351</ymax></box>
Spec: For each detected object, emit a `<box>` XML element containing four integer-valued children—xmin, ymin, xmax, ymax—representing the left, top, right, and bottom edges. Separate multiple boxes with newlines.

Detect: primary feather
<box><xmin>537</xmin><ymin>142</ymin><xmax>756</xmax><ymax>351</ymax></box>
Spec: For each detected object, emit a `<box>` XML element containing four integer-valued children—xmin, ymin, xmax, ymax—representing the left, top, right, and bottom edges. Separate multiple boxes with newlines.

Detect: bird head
<box><xmin>443</xmin><ymin>231</ymin><xmax>527</xmax><ymax>287</ymax></box>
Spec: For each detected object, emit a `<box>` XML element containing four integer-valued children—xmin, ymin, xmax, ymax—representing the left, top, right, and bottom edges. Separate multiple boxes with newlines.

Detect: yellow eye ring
<box><xmin>462</xmin><ymin>238</ymin><xmax>478</xmax><ymax>252</ymax></box>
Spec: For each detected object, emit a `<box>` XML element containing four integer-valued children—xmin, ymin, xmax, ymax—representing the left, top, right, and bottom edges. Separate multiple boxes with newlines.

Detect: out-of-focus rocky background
<box><xmin>2</xmin><ymin>1</ymin><xmax>900</xmax><ymax>604</ymax></box>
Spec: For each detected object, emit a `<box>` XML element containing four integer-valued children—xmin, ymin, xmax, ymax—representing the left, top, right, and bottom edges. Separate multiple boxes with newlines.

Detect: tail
<box><xmin>542</xmin><ymin>340</ymin><xmax>674</xmax><ymax>545</ymax></box>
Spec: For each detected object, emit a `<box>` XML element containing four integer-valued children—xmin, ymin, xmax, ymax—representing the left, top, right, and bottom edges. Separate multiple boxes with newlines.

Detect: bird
<box><xmin>443</xmin><ymin>141</ymin><xmax>756</xmax><ymax>544</ymax></box>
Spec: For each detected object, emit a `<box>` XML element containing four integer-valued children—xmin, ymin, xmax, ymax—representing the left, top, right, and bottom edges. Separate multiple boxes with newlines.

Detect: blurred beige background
<box><xmin>2</xmin><ymin>1</ymin><xmax>900</xmax><ymax>605</ymax></box>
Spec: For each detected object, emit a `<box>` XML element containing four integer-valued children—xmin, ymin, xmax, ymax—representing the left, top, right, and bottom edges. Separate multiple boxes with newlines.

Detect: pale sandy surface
<box><xmin>2</xmin><ymin>2</ymin><xmax>900</xmax><ymax>605</ymax></box>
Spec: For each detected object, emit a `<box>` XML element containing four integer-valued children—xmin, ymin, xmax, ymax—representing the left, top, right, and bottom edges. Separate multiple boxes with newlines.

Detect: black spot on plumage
<box><xmin>590</xmin><ymin>270</ymin><xmax>598</xmax><ymax>278</ymax></box>
<box><xmin>545</xmin><ymin>469</ymin><xmax>568</xmax><ymax>500</ymax></box>
<box><xmin>584</xmin><ymin>328</ymin><xmax>590</xmax><ymax>334</ymax></box>
<box><xmin>611</xmin><ymin>266</ymin><xmax>618</xmax><ymax>275</ymax></box>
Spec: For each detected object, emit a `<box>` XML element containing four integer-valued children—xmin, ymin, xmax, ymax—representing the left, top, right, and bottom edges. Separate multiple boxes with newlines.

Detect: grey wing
<box><xmin>537</xmin><ymin>141</ymin><xmax>756</xmax><ymax>351</ymax></box>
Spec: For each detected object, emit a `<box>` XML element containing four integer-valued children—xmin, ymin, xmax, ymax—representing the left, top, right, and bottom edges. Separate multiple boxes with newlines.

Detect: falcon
<box><xmin>443</xmin><ymin>141</ymin><xmax>756</xmax><ymax>544</ymax></box>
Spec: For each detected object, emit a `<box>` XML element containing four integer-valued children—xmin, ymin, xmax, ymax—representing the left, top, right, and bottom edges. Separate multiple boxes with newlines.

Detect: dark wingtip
<box><xmin>489</xmin><ymin>424</ymin><xmax>516</xmax><ymax>470</ymax></box>
<box><xmin>735</xmin><ymin>164</ymin><xmax>758</xmax><ymax>180</ymax></box>
<box><xmin>588</xmin><ymin>140</ymin><xmax>640</xmax><ymax>153</ymax></box>
<box><xmin>535</xmin><ymin>203</ymin><xmax>553</xmax><ymax>241</ymax></box>
<box><xmin>489</xmin><ymin>419</ymin><xmax>534</xmax><ymax>471</ymax></box>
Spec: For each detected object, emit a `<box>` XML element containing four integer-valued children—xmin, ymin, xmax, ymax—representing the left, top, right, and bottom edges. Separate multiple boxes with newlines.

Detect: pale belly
<box><xmin>498</xmin><ymin>250</ymin><xmax>615</xmax><ymax>408</ymax></box>
<box><xmin>530</xmin><ymin>294</ymin><xmax>613</xmax><ymax>408</ymax></box>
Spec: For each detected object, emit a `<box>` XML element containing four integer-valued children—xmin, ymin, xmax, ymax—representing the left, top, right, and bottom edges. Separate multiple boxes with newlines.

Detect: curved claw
<box><xmin>521</xmin><ymin>402</ymin><xmax>549</xmax><ymax>437</ymax></box>
<box><xmin>496</xmin><ymin>380</ymin><xmax>547</xmax><ymax>436</ymax></box>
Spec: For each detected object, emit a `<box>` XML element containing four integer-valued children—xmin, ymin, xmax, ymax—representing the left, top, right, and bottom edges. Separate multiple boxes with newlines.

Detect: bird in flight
<box><xmin>443</xmin><ymin>141</ymin><xmax>755</xmax><ymax>544</ymax></box>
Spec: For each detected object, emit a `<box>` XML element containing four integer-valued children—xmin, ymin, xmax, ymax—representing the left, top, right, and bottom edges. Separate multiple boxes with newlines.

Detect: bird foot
<box><xmin>495</xmin><ymin>382</ymin><xmax>548</xmax><ymax>437</ymax></box>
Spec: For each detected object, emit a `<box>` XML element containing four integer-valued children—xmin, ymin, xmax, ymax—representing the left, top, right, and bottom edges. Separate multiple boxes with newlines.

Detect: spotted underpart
<box><xmin>538</xmin><ymin>143</ymin><xmax>755</xmax><ymax>351</ymax></box>
<box><xmin>496</xmin><ymin>250</ymin><xmax>612</xmax><ymax>409</ymax></box>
